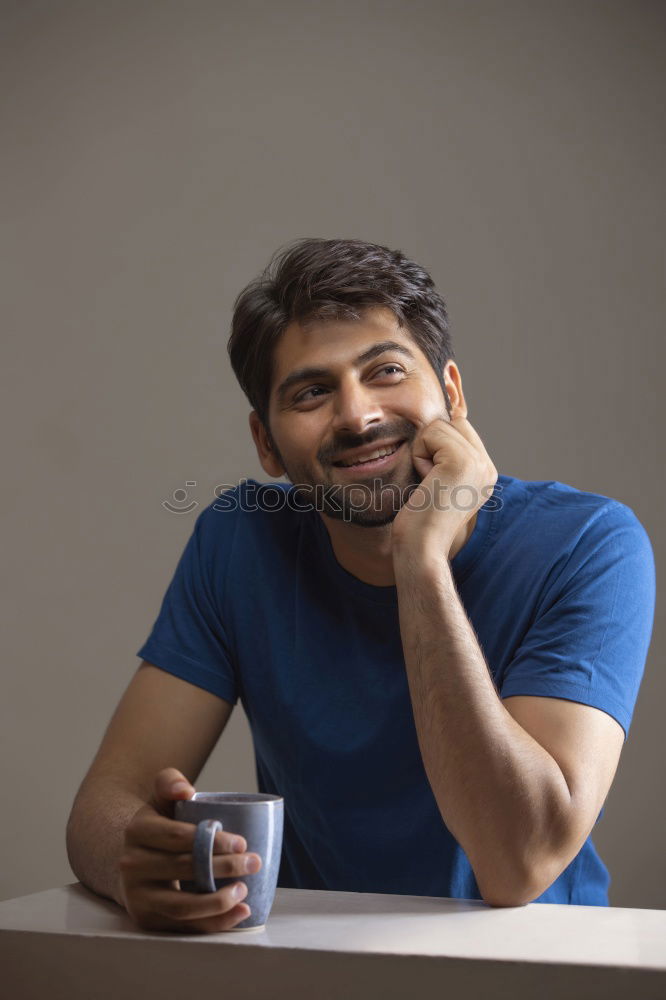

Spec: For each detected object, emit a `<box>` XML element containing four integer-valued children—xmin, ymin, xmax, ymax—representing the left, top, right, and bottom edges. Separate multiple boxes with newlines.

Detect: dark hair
<box><xmin>227</xmin><ymin>237</ymin><xmax>455</xmax><ymax>439</ymax></box>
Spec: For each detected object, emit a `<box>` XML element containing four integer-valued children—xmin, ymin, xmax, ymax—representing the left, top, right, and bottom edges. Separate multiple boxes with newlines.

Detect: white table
<box><xmin>1</xmin><ymin>884</ymin><xmax>664</xmax><ymax>999</ymax></box>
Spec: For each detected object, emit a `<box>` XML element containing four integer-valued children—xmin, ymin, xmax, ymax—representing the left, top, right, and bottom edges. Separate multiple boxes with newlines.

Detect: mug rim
<box><xmin>188</xmin><ymin>791</ymin><xmax>283</xmax><ymax>803</ymax></box>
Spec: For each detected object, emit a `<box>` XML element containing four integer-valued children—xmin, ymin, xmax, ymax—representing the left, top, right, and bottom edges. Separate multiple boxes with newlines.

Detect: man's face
<box><xmin>251</xmin><ymin>306</ymin><xmax>461</xmax><ymax>527</ymax></box>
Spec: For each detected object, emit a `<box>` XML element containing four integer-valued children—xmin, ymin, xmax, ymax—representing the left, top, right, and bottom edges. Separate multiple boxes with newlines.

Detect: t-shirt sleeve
<box><xmin>499</xmin><ymin>500</ymin><xmax>655</xmax><ymax>742</ymax></box>
<box><xmin>136</xmin><ymin>503</ymin><xmax>239</xmax><ymax>704</ymax></box>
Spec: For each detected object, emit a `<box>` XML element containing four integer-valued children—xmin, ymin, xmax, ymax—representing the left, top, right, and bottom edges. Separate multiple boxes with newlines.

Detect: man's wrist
<box><xmin>392</xmin><ymin>537</ymin><xmax>454</xmax><ymax>580</ymax></box>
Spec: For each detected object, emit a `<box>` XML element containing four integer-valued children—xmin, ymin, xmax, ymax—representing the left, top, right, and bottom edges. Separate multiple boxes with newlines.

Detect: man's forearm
<box><xmin>66</xmin><ymin>781</ymin><xmax>146</xmax><ymax>907</ymax></box>
<box><xmin>393</xmin><ymin>548</ymin><xmax>573</xmax><ymax>905</ymax></box>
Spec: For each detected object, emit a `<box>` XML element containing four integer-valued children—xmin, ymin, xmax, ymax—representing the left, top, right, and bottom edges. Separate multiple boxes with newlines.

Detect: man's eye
<box><xmin>294</xmin><ymin>365</ymin><xmax>403</xmax><ymax>404</ymax></box>
<box><xmin>296</xmin><ymin>386</ymin><xmax>326</xmax><ymax>403</ymax></box>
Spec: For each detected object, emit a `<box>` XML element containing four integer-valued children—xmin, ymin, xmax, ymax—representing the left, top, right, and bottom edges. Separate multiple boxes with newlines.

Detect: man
<box><xmin>66</xmin><ymin>237</ymin><xmax>655</xmax><ymax>933</ymax></box>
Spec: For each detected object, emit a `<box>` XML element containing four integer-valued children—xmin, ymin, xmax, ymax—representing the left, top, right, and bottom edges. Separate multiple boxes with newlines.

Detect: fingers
<box><xmin>160</xmin><ymin>882</ymin><xmax>248</xmax><ymax>920</ymax></box>
<box><xmin>448</xmin><ymin>416</ymin><xmax>486</xmax><ymax>450</ymax></box>
<box><xmin>124</xmin><ymin>882</ymin><xmax>252</xmax><ymax>934</ymax></box>
<box><xmin>415</xmin><ymin>417</ymin><xmax>497</xmax><ymax>482</ymax></box>
<box><xmin>149</xmin><ymin>767</ymin><xmax>196</xmax><ymax>816</ymax></box>
<box><xmin>126</xmin><ymin>805</ymin><xmax>247</xmax><ymax>856</ymax></box>
<box><xmin>119</xmin><ymin>843</ymin><xmax>262</xmax><ymax>881</ymax></box>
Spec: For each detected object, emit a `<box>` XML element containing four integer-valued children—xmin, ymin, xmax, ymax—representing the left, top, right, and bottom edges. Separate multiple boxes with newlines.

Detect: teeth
<box><xmin>338</xmin><ymin>442</ymin><xmax>401</xmax><ymax>467</ymax></box>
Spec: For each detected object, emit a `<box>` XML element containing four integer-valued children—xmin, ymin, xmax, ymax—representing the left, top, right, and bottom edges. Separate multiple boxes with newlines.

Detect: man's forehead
<box><xmin>274</xmin><ymin>306</ymin><xmax>413</xmax><ymax>370</ymax></box>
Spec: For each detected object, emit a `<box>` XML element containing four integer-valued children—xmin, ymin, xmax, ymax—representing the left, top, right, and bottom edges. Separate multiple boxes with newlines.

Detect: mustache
<box><xmin>323</xmin><ymin>428</ymin><xmax>414</xmax><ymax>463</ymax></box>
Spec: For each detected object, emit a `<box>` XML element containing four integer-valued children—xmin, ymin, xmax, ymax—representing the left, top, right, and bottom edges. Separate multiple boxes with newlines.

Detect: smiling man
<box><xmin>67</xmin><ymin>237</ymin><xmax>655</xmax><ymax>931</ymax></box>
<box><xmin>249</xmin><ymin>304</ymin><xmax>483</xmax><ymax>584</ymax></box>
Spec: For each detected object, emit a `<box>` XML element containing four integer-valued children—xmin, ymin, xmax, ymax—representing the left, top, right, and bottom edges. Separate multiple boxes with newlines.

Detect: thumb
<box><xmin>412</xmin><ymin>455</ymin><xmax>435</xmax><ymax>480</ymax></box>
<box><xmin>149</xmin><ymin>766</ymin><xmax>196</xmax><ymax>816</ymax></box>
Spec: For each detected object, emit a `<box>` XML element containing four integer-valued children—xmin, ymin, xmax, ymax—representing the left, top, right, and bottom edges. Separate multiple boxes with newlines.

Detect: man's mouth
<box><xmin>332</xmin><ymin>439</ymin><xmax>406</xmax><ymax>471</ymax></box>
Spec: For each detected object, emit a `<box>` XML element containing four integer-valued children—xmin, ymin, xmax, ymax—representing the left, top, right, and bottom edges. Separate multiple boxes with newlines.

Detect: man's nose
<box><xmin>329</xmin><ymin>378</ymin><xmax>385</xmax><ymax>437</ymax></box>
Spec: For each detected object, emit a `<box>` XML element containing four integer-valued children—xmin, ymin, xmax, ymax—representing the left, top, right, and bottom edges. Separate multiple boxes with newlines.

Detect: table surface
<box><xmin>1</xmin><ymin>883</ymin><xmax>665</xmax><ymax>970</ymax></box>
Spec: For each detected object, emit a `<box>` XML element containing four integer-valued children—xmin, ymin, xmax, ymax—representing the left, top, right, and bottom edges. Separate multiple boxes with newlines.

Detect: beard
<box><xmin>280</xmin><ymin>455</ymin><xmax>422</xmax><ymax>528</ymax></box>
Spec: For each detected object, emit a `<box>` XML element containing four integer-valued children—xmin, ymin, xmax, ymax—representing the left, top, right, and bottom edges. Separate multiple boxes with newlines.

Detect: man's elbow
<box><xmin>481</xmin><ymin>886</ymin><xmax>534</xmax><ymax>907</ymax></box>
<box><xmin>477</xmin><ymin>859</ymin><xmax>554</xmax><ymax>908</ymax></box>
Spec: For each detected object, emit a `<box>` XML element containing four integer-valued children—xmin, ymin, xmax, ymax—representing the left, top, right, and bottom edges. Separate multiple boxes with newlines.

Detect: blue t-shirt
<box><xmin>137</xmin><ymin>473</ymin><xmax>655</xmax><ymax>906</ymax></box>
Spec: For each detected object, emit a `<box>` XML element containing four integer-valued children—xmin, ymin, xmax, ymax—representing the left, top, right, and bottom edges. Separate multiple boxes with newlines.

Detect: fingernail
<box><xmin>232</xmin><ymin>837</ymin><xmax>245</xmax><ymax>852</ymax></box>
<box><xmin>171</xmin><ymin>782</ymin><xmax>190</xmax><ymax>795</ymax></box>
<box><xmin>233</xmin><ymin>883</ymin><xmax>247</xmax><ymax>898</ymax></box>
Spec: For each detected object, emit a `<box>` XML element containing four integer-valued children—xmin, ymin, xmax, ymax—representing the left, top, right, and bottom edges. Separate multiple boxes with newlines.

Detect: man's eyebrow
<box><xmin>275</xmin><ymin>340</ymin><xmax>417</xmax><ymax>404</ymax></box>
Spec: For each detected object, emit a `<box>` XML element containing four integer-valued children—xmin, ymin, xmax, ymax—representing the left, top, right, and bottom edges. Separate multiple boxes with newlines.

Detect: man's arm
<box><xmin>392</xmin><ymin>551</ymin><xmax>579</xmax><ymax>907</ymax></box>
<box><xmin>66</xmin><ymin>662</ymin><xmax>234</xmax><ymax>906</ymax></box>
<box><xmin>66</xmin><ymin>781</ymin><xmax>151</xmax><ymax>907</ymax></box>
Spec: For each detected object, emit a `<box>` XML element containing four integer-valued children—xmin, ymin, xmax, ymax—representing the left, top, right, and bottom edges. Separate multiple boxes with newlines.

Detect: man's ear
<box><xmin>248</xmin><ymin>411</ymin><xmax>285</xmax><ymax>478</ymax></box>
<box><xmin>442</xmin><ymin>361</ymin><xmax>468</xmax><ymax>420</ymax></box>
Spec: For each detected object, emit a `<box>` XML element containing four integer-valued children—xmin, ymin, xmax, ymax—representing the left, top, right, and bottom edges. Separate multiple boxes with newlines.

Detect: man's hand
<box><xmin>391</xmin><ymin>416</ymin><xmax>498</xmax><ymax>558</ymax></box>
<box><xmin>117</xmin><ymin>767</ymin><xmax>262</xmax><ymax>934</ymax></box>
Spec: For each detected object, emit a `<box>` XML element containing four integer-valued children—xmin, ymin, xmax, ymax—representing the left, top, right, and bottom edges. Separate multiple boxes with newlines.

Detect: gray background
<box><xmin>1</xmin><ymin>0</ymin><xmax>663</xmax><ymax>908</ymax></box>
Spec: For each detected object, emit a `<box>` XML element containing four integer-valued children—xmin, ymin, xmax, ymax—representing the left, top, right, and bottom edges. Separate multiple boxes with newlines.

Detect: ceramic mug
<box><xmin>174</xmin><ymin>792</ymin><xmax>284</xmax><ymax>932</ymax></box>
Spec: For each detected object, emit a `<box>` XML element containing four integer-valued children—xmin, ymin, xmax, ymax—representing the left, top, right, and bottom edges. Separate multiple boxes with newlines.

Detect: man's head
<box><xmin>227</xmin><ymin>237</ymin><xmax>467</xmax><ymax>527</ymax></box>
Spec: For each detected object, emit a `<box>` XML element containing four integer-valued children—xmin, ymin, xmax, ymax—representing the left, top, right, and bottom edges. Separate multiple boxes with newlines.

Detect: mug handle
<box><xmin>192</xmin><ymin>818</ymin><xmax>223</xmax><ymax>893</ymax></box>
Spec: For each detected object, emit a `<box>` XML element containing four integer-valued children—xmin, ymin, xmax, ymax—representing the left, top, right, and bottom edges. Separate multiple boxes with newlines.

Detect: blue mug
<box><xmin>174</xmin><ymin>792</ymin><xmax>284</xmax><ymax>932</ymax></box>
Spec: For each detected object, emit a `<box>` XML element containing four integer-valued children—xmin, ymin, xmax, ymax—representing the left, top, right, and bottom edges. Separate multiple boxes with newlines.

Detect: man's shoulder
<box><xmin>195</xmin><ymin>478</ymin><xmax>303</xmax><ymax>543</ymax></box>
<box><xmin>496</xmin><ymin>472</ymin><xmax>651</xmax><ymax>560</ymax></box>
<box><xmin>499</xmin><ymin>471</ymin><xmax>632</xmax><ymax>521</ymax></box>
<box><xmin>208</xmin><ymin>477</ymin><xmax>293</xmax><ymax>511</ymax></box>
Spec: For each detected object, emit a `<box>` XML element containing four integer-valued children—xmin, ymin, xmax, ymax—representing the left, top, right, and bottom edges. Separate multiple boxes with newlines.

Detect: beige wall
<box><xmin>1</xmin><ymin>0</ymin><xmax>663</xmax><ymax>908</ymax></box>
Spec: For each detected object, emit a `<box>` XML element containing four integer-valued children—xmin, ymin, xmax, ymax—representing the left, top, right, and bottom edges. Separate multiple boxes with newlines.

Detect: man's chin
<box><xmin>289</xmin><ymin>469</ymin><xmax>420</xmax><ymax>522</ymax></box>
<box><xmin>336</xmin><ymin>509</ymin><xmax>399</xmax><ymax>528</ymax></box>
<box><xmin>324</xmin><ymin>478</ymin><xmax>415</xmax><ymax>526</ymax></box>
